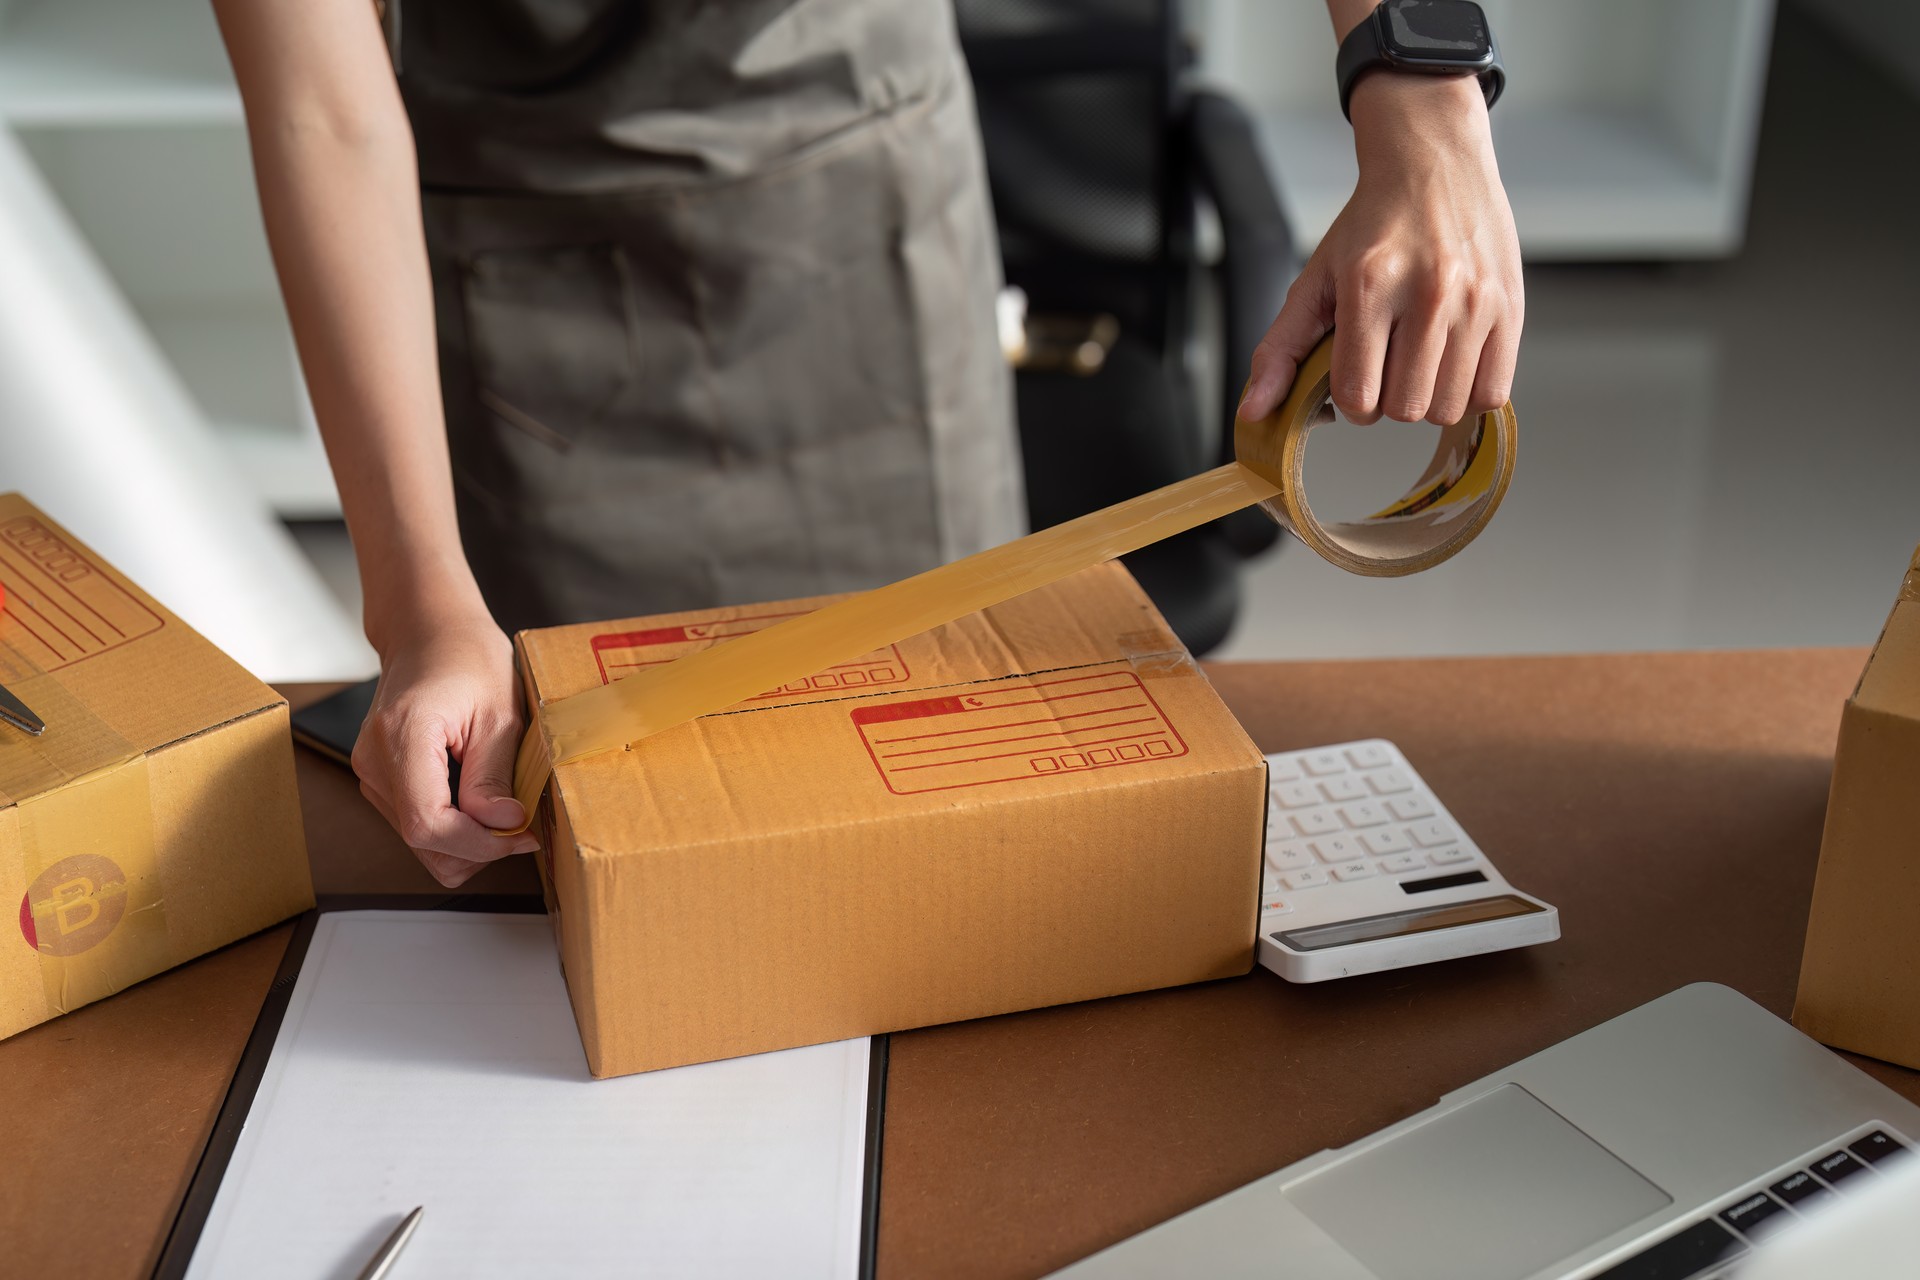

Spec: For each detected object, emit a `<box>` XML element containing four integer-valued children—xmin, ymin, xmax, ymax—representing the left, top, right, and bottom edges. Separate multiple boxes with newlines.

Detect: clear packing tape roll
<box><xmin>500</xmin><ymin>335</ymin><xmax>1517</xmax><ymax>833</ymax></box>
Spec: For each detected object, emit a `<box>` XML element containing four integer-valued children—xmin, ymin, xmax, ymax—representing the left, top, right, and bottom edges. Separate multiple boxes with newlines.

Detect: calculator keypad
<box><xmin>1262</xmin><ymin>741</ymin><xmax>1490</xmax><ymax>903</ymax></box>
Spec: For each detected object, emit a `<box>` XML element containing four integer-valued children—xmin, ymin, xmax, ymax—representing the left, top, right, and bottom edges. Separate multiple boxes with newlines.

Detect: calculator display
<box><xmin>1275</xmin><ymin>894</ymin><xmax>1543</xmax><ymax>952</ymax></box>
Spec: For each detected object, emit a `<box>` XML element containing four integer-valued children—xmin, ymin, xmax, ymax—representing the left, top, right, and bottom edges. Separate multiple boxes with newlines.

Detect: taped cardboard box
<box><xmin>517</xmin><ymin>562</ymin><xmax>1267</xmax><ymax>1077</ymax></box>
<box><xmin>0</xmin><ymin>494</ymin><xmax>313</xmax><ymax>1041</ymax></box>
<box><xmin>1793</xmin><ymin>543</ymin><xmax>1920</xmax><ymax>1068</ymax></box>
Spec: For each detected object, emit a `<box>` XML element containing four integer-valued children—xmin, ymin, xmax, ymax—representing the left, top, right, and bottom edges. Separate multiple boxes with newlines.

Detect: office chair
<box><xmin>957</xmin><ymin>0</ymin><xmax>1296</xmax><ymax>654</ymax></box>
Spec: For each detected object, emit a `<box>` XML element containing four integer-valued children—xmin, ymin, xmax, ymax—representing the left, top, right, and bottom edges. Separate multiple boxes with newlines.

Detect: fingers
<box><xmin>1426</xmin><ymin>313</ymin><xmax>1492</xmax><ymax>426</ymax></box>
<box><xmin>1378</xmin><ymin>308</ymin><xmax>1449</xmax><ymax>424</ymax></box>
<box><xmin>1240</xmin><ymin>257</ymin><xmax>1333</xmax><ymax>422</ymax></box>
<box><xmin>357</xmin><ymin>779</ymin><xmax>490</xmax><ymax>887</ymax></box>
<box><xmin>1330</xmin><ymin>259</ymin><xmax>1394</xmax><ymax>425</ymax></box>
<box><xmin>1330</xmin><ymin>256</ymin><xmax>1517</xmax><ymax>426</ymax></box>
<box><xmin>355</xmin><ymin>706</ymin><xmax>537</xmax><ymax>888</ymax></box>
<box><xmin>456</xmin><ymin>709</ymin><xmax>532</xmax><ymax>834</ymax></box>
<box><xmin>1469</xmin><ymin>319</ymin><xmax>1520</xmax><ymax>416</ymax></box>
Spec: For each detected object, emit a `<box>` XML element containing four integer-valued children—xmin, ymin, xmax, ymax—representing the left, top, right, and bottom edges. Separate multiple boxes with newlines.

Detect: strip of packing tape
<box><xmin>500</xmin><ymin>333</ymin><xmax>1518</xmax><ymax>833</ymax></box>
<box><xmin>0</xmin><ymin>672</ymin><xmax>167</xmax><ymax>1018</ymax></box>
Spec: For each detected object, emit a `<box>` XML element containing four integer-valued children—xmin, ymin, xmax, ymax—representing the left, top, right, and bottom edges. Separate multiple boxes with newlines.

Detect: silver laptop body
<box><xmin>1051</xmin><ymin>983</ymin><xmax>1920</xmax><ymax>1280</ymax></box>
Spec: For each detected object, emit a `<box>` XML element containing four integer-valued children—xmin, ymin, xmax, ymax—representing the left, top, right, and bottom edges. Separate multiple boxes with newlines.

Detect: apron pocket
<box><xmin>460</xmin><ymin>242</ymin><xmax>635</xmax><ymax>451</ymax></box>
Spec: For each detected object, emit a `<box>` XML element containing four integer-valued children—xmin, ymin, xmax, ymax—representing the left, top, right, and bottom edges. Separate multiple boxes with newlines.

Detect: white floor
<box><xmin>290</xmin><ymin>9</ymin><xmax>1919</xmax><ymax>667</ymax></box>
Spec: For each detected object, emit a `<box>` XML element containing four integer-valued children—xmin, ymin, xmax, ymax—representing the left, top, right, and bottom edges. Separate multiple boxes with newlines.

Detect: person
<box><xmin>211</xmin><ymin>0</ymin><xmax>1522</xmax><ymax>889</ymax></box>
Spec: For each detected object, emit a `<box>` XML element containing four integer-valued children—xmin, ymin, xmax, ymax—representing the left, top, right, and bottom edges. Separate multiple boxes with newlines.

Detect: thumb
<box><xmin>456</xmin><ymin>714</ymin><xmax>530</xmax><ymax>834</ymax></box>
<box><xmin>1240</xmin><ymin>255</ymin><xmax>1333</xmax><ymax>422</ymax></box>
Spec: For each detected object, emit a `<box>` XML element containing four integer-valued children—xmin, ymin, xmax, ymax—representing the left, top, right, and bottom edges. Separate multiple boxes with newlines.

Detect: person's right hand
<box><xmin>352</xmin><ymin>605</ymin><xmax>540</xmax><ymax>886</ymax></box>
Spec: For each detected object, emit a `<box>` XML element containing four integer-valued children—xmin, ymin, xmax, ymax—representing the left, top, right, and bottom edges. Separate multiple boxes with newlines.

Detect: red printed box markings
<box><xmin>0</xmin><ymin>517</ymin><xmax>163</xmax><ymax>671</ymax></box>
<box><xmin>591</xmin><ymin>612</ymin><xmax>909</xmax><ymax>700</ymax></box>
<box><xmin>852</xmin><ymin>670</ymin><xmax>1187</xmax><ymax>794</ymax></box>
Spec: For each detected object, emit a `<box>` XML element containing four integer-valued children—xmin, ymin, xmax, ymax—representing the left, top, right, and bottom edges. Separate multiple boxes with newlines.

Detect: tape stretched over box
<box><xmin>503</xmin><ymin>333</ymin><xmax>1520</xmax><ymax>832</ymax></box>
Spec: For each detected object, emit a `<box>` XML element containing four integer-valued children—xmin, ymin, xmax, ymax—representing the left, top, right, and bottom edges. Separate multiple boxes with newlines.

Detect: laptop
<box><xmin>1050</xmin><ymin>984</ymin><xmax>1920</xmax><ymax>1280</ymax></box>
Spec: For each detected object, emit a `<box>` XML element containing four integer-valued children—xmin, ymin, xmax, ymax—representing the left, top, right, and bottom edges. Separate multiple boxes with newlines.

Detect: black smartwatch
<box><xmin>1336</xmin><ymin>0</ymin><xmax>1504</xmax><ymax>121</ymax></box>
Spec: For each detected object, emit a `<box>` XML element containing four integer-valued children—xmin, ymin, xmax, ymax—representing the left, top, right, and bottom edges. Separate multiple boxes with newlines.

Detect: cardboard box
<box><xmin>0</xmin><ymin>494</ymin><xmax>313</xmax><ymax>1040</ymax></box>
<box><xmin>1793</xmin><ymin>543</ymin><xmax>1920</xmax><ymax>1068</ymax></box>
<box><xmin>517</xmin><ymin>562</ymin><xmax>1266</xmax><ymax>1077</ymax></box>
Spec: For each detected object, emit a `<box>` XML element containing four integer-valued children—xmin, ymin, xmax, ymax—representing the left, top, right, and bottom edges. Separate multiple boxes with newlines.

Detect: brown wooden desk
<box><xmin>6</xmin><ymin>650</ymin><xmax>1914</xmax><ymax>1280</ymax></box>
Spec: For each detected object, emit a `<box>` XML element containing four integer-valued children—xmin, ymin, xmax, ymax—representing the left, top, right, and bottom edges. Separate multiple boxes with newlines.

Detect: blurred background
<box><xmin>0</xmin><ymin>0</ymin><xmax>1915</xmax><ymax>683</ymax></box>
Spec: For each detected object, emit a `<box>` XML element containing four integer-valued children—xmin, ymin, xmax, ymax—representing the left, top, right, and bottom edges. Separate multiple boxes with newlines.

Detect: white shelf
<box><xmin>1189</xmin><ymin>0</ymin><xmax>1776</xmax><ymax>260</ymax></box>
<box><xmin>0</xmin><ymin>0</ymin><xmax>241</xmax><ymax>126</ymax></box>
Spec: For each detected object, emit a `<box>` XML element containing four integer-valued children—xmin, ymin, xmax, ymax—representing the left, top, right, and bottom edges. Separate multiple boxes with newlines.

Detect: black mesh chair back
<box><xmin>958</xmin><ymin>0</ymin><xmax>1294</xmax><ymax>653</ymax></box>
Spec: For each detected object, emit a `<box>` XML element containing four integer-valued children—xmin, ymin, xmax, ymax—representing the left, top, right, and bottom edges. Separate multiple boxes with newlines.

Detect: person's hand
<box><xmin>1240</xmin><ymin>72</ymin><xmax>1523</xmax><ymax>428</ymax></box>
<box><xmin>352</xmin><ymin>603</ymin><xmax>540</xmax><ymax>886</ymax></box>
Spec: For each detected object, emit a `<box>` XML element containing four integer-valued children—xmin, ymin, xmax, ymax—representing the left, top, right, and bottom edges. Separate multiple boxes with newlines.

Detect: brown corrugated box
<box><xmin>1794</xmin><ymin>542</ymin><xmax>1920</xmax><ymax>1067</ymax></box>
<box><xmin>516</xmin><ymin>562</ymin><xmax>1267</xmax><ymax>1077</ymax></box>
<box><xmin>0</xmin><ymin>494</ymin><xmax>313</xmax><ymax>1041</ymax></box>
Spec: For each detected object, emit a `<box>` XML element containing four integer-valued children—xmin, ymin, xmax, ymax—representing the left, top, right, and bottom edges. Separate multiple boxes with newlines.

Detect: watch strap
<box><xmin>1336</xmin><ymin>4</ymin><xmax>1504</xmax><ymax>121</ymax></box>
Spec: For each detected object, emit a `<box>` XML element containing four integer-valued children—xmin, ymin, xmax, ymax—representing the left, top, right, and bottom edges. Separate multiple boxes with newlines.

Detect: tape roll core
<box><xmin>1235</xmin><ymin>336</ymin><xmax>1518</xmax><ymax>578</ymax></box>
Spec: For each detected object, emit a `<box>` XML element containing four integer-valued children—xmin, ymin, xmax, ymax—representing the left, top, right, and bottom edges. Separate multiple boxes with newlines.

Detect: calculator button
<box><xmin>1268</xmin><ymin>757</ymin><xmax>1304</xmax><ymax>784</ymax></box>
<box><xmin>1310</xmin><ymin>836</ymin><xmax>1363</xmax><ymax>863</ymax></box>
<box><xmin>1318</xmin><ymin>776</ymin><xmax>1368</xmax><ymax>803</ymax></box>
<box><xmin>1850</xmin><ymin>1130</ymin><xmax>1910</xmax><ymax>1165</ymax></box>
<box><xmin>1718</xmin><ymin>1191</ymin><xmax>1791</xmax><ymax>1243</ymax></box>
<box><xmin>1378</xmin><ymin>853</ymin><xmax>1425</xmax><ymax>874</ymax></box>
<box><xmin>1272</xmin><ymin>782</ymin><xmax>1318</xmax><ymax>809</ymax></box>
<box><xmin>1290</xmin><ymin>810</ymin><xmax>1341</xmax><ymax>837</ymax></box>
<box><xmin>1427</xmin><ymin>846</ymin><xmax>1477</xmax><ymax>866</ymax></box>
<box><xmin>1812</xmin><ymin>1150</ymin><xmax>1870</xmax><ymax>1189</ymax></box>
<box><xmin>1386</xmin><ymin>795</ymin><xmax>1437</xmax><ymax>821</ymax></box>
<box><xmin>1332</xmin><ymin>862</ymin><xmax>1376</xmax><ymax>882</ymax></box>
<box><xmin>1769</xmin><ymin>1169</ymin><xmax>1833</xmax><ymax>1209</ymax></box>
<box><xmin>1267</xmin><ymin>842</ymin><xmax>1315</xmax><ymax>872</ymax></box>
<box><xmin>1408</xmin><ymin>821</ymin><xmax>1454</xmax><ymax>848</ymax></box>
<box><xmin>1260</xmin><ymin>896</ymin><xmax>1294</xmax><ymax>916</ymax></box>
<box><xmin>1359</xmin><ymin>827</ymin><xmax>1412</xmax><ymax>856</ymax></box>
<box><xmin>1367</xmin><ymin>769</ymin><xmax>1413</xmax><ymax>795</ymax></box>
<box><xmin>1302</xmin><ymin>750</ymin><xmax>1346</xmax><ymax>776</ymax></box>
<box><xmin>1282</xmin><ymin>869</ymin><xmax>1329</xmax><ymax>891</ymax></box>
<box><xmin>1341</xmin><ymin>801</ymin><xmax>1389</xmax><ymax>828</ymax></box>
<box><xmin>1346</xmin><ymin>743</ymin><xmax>1393</xmax><ymax>769</ymax></box>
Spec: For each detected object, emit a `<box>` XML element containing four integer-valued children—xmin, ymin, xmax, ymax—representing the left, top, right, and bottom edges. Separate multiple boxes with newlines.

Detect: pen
<box><xmin>355</xmin><ymin>1206</ymin><xmax>423</xmax><ymax>1280</ymax></box>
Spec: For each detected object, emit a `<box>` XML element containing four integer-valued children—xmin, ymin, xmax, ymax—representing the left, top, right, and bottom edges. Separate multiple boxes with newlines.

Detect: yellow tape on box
<box><xmin>502</xmin><ymin>334</ymin><xmax>1518</xmax><ymax>832</ymax></box>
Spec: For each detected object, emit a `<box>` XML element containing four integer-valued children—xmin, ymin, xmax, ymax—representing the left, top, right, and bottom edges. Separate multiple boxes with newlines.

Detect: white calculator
<box><xmin>1257</xmin><ymin>739</ymin><xmax>1558</xmax><ymax>982</ymax></box>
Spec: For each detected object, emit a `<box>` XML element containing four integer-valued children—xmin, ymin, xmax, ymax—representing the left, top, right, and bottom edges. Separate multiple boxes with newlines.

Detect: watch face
<box><xmin>1382</xmin><ymin>0</ymin><xmax>1491</xmax><ymax>63</ymax></box>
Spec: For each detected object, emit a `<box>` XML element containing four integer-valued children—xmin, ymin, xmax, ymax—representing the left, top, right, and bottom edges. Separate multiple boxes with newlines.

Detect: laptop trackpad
<box><xmin>1284</xmin><ymin>1084</ymin><xmax>1671</xmax><ymax>1280</ymax></box>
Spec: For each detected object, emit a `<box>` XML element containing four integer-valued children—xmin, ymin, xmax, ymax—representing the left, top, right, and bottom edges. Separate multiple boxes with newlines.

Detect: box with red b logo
<box><xmin>0</xmin><ymin>493</ymin><xmax>312</xmax><ymax>1041</ymax></box>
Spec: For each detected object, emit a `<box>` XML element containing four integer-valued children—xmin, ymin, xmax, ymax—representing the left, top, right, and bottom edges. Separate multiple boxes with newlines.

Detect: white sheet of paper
<box><xmin>184</xmin><ymin>910</ymin><xmax>870</xmax><ymax>1280</ymax></box>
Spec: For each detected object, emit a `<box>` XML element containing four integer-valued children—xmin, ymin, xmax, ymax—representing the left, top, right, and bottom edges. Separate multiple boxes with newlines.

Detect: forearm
<box><xmin>213</xmin><ymin>0</ymin><xmax>483</xmax><ymax>654</ymax></box>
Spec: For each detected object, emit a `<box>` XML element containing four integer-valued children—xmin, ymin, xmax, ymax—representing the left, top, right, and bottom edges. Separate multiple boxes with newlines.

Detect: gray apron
<box><xmin>396</xmin><ymin>0</ymin><xmax>1025</xmax><ymax>635</ymax></box>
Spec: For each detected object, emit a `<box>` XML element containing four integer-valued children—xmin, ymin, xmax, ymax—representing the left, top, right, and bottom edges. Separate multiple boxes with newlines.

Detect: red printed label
<box><xmin>590</xmin><ymin>612</ymin><xmax>909</xmax><ymax>700</ymax></box>
<box><xmin>0</xmin><ymin>517</ymin><xmax>163</xmax><ymax>671</ymax></box>
<box><xmin>852</xmin><ymin>670</ymin><xmax>1187</xmax><ymax>795</ymax></box>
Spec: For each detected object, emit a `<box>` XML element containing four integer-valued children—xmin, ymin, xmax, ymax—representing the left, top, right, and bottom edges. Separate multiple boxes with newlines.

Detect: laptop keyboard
<box><xmin>1589</xmin><ymin>1124</ymin><xmax>1912</xmax><ymax>1278</ymax></box>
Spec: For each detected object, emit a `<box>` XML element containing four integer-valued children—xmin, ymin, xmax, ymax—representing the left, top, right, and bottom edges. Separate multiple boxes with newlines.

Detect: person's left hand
<box><xmin>1239</xmin><ymin>72</ymin><xmax>1523</xmax><ymax>428</ymax></box>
